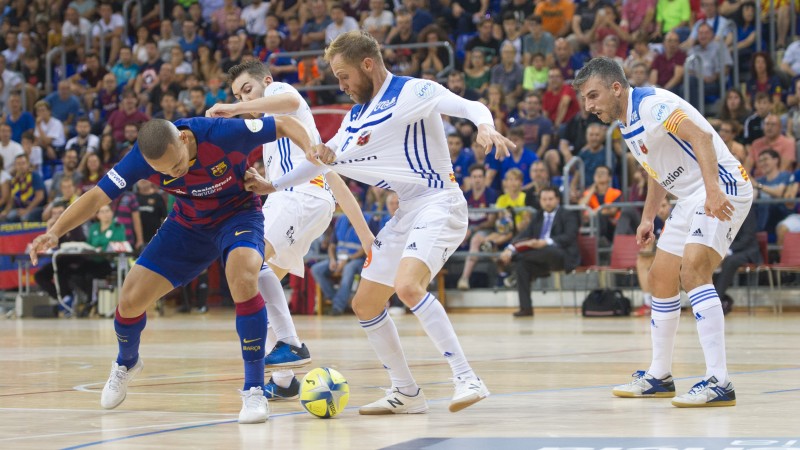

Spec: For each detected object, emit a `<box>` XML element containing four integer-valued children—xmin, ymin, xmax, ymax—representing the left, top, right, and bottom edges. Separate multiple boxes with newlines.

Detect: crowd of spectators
<box><xmin>0</xmin><ymin>0</ymin><xmax>799</xmax><ymax>311</ymax></box>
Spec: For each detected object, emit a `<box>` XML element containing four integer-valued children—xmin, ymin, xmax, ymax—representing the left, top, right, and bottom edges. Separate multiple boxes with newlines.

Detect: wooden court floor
<box><xmin>0</xmin><ymin>306</ymin><xmax>798</xmax><ymax>449</ymax></box>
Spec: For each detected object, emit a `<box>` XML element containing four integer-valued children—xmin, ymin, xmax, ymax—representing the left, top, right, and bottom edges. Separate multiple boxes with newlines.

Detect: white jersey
<box><xmin>325</xmin><ymin>74</ymin><xmax>472</xmax><ymax>202</ymax></box>
<box><xmin>262</xmin><ymin>82</ymin><xmax>334</xmax><ymax>203</ymax></box>
<box><xmin>619</xmin><ymin>87</ymin><xmax>752</xmax><ymax>200</ymax></box>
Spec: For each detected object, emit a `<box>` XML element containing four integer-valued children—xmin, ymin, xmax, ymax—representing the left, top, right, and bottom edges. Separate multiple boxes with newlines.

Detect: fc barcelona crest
<box><xmin>637</xmin><ymin>139</ymin><xmax>649</xmax><ymax>154</ymax></box>
<box><xmin>357</xmin><ymin>130</ymin><xmax>371</xmax><ymax>146</ymax></box>
<box><xmin>211</xmin><ymin>161</ymin><xmax>228</xmax><ymax>177</ymax></box>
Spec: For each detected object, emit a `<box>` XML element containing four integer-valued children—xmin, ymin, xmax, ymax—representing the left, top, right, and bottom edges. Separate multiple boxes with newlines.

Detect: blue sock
<box><xmin>114</xmin><ymin>309</ymin><xmax>146</xmax><ymax>368</ymax></box>
<box><xmin>235</xmin><ymin>294</ymin><xmax>268</xmax><ymax>390</ymax></box>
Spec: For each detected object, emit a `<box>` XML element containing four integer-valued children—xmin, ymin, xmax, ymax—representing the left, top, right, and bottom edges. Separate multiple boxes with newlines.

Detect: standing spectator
<box><xmin>311</xmin><ymin>214</ymin><xmax>368</xmax><ymax>316</ymax></box>
<box><xmin>326</xmin><ymin>3</ymin><xmax>360</xmax><ymax>45</ymax></box>
<box><xmin>4</xmin><ymin>92</ymin><xmax>35</xmax><ymax>143</ymax></box>
<box><xmin>111</xmin><ymin>47</ymin><xmax>140</xmax><ymax>89</ymax></box>
<box><xmin>522</xmin><ymin>15</ymin><xmax>555</xmax><ymax>66</ymax></box>
<box><xmin>534</xmin><ymin>0</ymin><xmax>575</xmax><ymax>38</ymax></box>
<box><xmin>92</xmin><ymin>2</ymin><xmax>124</xmax><ymax>65</ymax></box>
<box><xmin>542</xmin><ymin>68</ymin><xmax>579</xmax><ymax>129</ymax></box>
<box><xmin>490</xmin><ymin>42</ymin><xmax>525</xmax><ymax>107</ymax></box>
<box><xmin>0</xmin><ymin>154</ymin><xmax>45</xmax><ymax>222</ymax></box>
<box><xmin>49</xmin><ymin>149</ymin><xmax>83</xmax><ymax>201</ymax></box>
<box><xmin>33</xmin><ymin>101</ymin><xmax>66</xmax><ymax>161</ymax></box>
<box><xmin>0</xmin><ymin>123</ymin><xmax>23</xmax><ymax>172</ymax></box>
<box><xmin>302</xmin><ymin>0</ymin><xmax>332</xmax><ymax>51</ymax></box>
<box><xmin>135</xmin><ymin>179</ymin><xmax>167</xmax><ymax>245</ymax></box>
<box><xmin>65</xmin><ymin>117</ymin><xmax>100</xmax><ymax>158</ymax></box>
<box><xmin>749</xmin><ymin>114</ymin><xmax>796</xmax><ymax>176</ymax></box>
<box><xmin>650</xmin><ymin>31</ymin><xmax>686</xmax><ymax>94</ymax></box>
<box><xmin>511</xmin><ymin>92</ymin><xmax>553</xmax><ymax>157</ymax></box>
<box><xmin>103</xmin><ymin>90</ymin><xmax>149</xmax><ymax>143</ymax></box>
<box><xmin>45</xmin><ymin>81</ymin><xmax>82</xmax><ymax>135</ymax></box>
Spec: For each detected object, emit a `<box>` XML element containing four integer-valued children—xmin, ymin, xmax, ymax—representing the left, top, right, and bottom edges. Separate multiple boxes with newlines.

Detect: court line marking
<box><xmin>5</xmin><ymin>365</ymin><xmax>786</xmax><ymax>449</ymax></box>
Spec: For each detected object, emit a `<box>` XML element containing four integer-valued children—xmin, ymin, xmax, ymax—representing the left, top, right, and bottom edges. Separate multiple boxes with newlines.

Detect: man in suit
<box><xmin>499</xmin><ymin>187</ymin><xmax>580</xmax><ymax>317</ymax></box>
<box><xmin>713</xmin><ymin>206</ymin><xmax>760</xmax><ymax>314</ymax></box>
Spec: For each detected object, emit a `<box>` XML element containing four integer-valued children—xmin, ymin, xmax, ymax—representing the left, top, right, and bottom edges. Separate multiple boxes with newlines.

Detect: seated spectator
<box><xmin>0</xmin><ymin>123</ymin><xmax>23</xmax><ymax>172</ymax></box>
<box><xmin>158</xmin><ymin>19</ymin><xmax>181</xmax><ymax>63</ymax></box>
<box><xmin>714</xmin><ymin>205</ymin><xmax>760</xmax><ymax>312</ymax></box>
<box><xmin>145</xmin><ymin>63</ymin><xmax>182</xmax><ymax>117</ymax></box>
<box><xmin>463</xmin><ymin>164</ymin><xmax>499</xmax><ymax>244</ymax></box>
<box><xmin>0</xmin><ymin>155</ymin><xmax>9</xmax><ymax>210</ymax></box>
<box><xmin>97</xmin><ymin>133</ymin><xmax>118</xmax><ymax>170</ymax></box>
<box><xmin>77</xmin><ymin>152</ymin><xmax>106</xmax><ymax>194</ymax></box>
<box><xmin>20</xmin><ymin>131</ymin><xmax>43</xmax><ymax>177</ymax></box>
<box><xmin>257</xmin><ymin>30</ymin><xmax>297</xmax><ymax>84</ymax></box>
<box><xmin>464</xmin><ymin>18</ymin><xmax>501</xmax><ymax>69</ymax></box>
<box><xmin>45</xmin><ymin>81</ymin><xmax>82</xmax><ymax>135</ymax></box>
<box><xmin>542</xmin><ymin>67</ymin><xmax>579</xmax><ymax>130</ymax></box>
<box><xmin>111</xmin><ymin>47</ymin><xmax>140</xmax><ymax>89</ymax></box>
<box><xmin>179</xmin><ymin>19</ymin><xmax>206</xmax><ymax>58</ymax></box>
<box><xmin>69</xmin><ymin>51</ymin><xmax>108</xmax><ymax>96</ymax></box>
<box><xmin>522</xmin><ymin>16</ymin><xmax>554</xmax><ymax>68</ymax></box>
<box><xmin>558</xmin><ymin>93</ymin><xmax>604</xmax><ymax>160</ymax></box>
<box><xmin>650</xmin><ymin>31</ymin><xmax>686</xmax><ymax>95</ymax></box>
<box><xmin>65</xmin><ymin>117</ymin><xmax>100</xmax><ymax>158</ymax></box>
<box><xmin>135</xmin><ymin>40</ymin><xmax>165</xmax><ymax>94</ymax></box>
<box><xmin>482</xmin><ymin>85</ymin><xmax>510</xmax><ymax>138</ymax></box>
<box><xmin>447</xmin><ymin>70</ymin><xmax>481</xmax><ymax>102</ymax></box>
<box><xmin>92</xmin><ymin>2</ymin><xmax>124</xmax><ymax>65</ymax></box>
<box><xmin>498</xmin><ymin>187</ymin><xmax>579</xmax><ymax>316</ymax></box>
<box><xmin>362</xmin><ymin>0</ymin><xmax>394</xmax><ymax>43</ymax></box>
<box><xmin>524</xmin><ymin>160</ymin><xmax>552</xmax><ymax>211</ymax></box>
<box><xmin>169</xmin><ymin>47</ymin><xmax>193</xmax><ymax>82</ymax></box>
<box><xmin>686</xmin><ymin>23</ymin><xmax>732</xmax><ymax>108</ymax></box>
<box><xmin>116</xmin><ymin>123</ymin><xmax>140</xmax><ymax>160</ymax></box>
<box><xmin>743</xmin><ymin>92</ymin><xmax>772</xmax><ymax>146</ymax></box>
<box><xmin>457</xmin><ymin>169</ymin><xmax>525</xmax><ymax>290</ymax></box>
<box><xmin>708</xmin><ymin>89</ymin><xmax>751</xmax><ymax>131</ymax></box>
<box><xmin>486</xmin><ymin>129</ymin><xmax>538</xmax><ymax>193</ymax></box>
<box><xmin>92</xmin><ymin>73</ymin><xmax>122</xmax><ymax>131</ymax></box>
<box><xmin>577</xmin><ymin>123</ymin><xmax>610</xmax><ymax>183</ymax></box>
<box><xmin>681</xmin><ymin>0</ymin><xmax>733</xmax><ymax>49</ymax></box>
<box><xmin>42</xmin><ymin>176</ymin><xmax>80</xmax><ymax>222</ymax></box>
<box><xmin>552</xmin><ymin>37</ymin><xmax>583</xmax><ymax>82</ymax></box>
<box><xmin>749</xmin><ymin>114</ymin><xmax>795</xmax><ymax>177</ymax></box>
<box><xmin>204</xmin><ymin>78</ymin><xmax>227</xmax><ymax>109</ymax></box>
<box><xmin>325</xmin><ymin>3</ymin><xmax>360</xmax><ymax>45</ymax></box>
<box><xmin>178</xmin><ymin>74</ymin><xmax>201</xmax><ymax>114</ymax></box>
<box><xmin>448</xmin><ymin>133</ymin><xmax>476</xmax><ymax>189</ymax></box>
<box><xmin>735</xmin><ymin>2</ymin><xmax>757</xmax><ymax>76</ymax></box>
<box><xmin>4</xmin><ymin>92</ymin><xmax>35</xmax><ymax>144</ymax></box>
<box><xmin>534</xmin><ymin>0</ymin><xmax>575</xmax><ymax>38</ymax></box>
<box><xmin>311</xmin><ymin>213</ymin><xmax>368</xmax><ymax>316</ymax></box>
<box><xmin>49</xmin><ymin>149</ymin><xmax>83</xmax><ymax>202</ymax></box>
<box><xmin>654</xmin><ymin>0</ymin><xmax>691</xmax><ymax>40</ymax></box>
<box><xmin>718</xmin><ymin>120</ymin><xmax>747</xmax><ymax>163</ymax></box>
<box><xmin>33</xmin><ymin>101</ymin><xmax>66</xmax><ymax>161</ymax></box>
<box><xmin>491</xmin><ymin>42</ymin><xmax>525</xmax><ymax>108</ymax></box>
<box><xmin>187</xmin><ymin>86</ymin><xmax>209</xmax><ymax>117</ymax></box>
<box><xmin>153</xmin><ymin>92</ymin><xmax>185</xmax><ymax>122</ymax></box>
<box><xmin>417</xmin><ymin>25</ymin><xmax>450</xmax><ymax>76</ymax></box>
<box><xmin>753</xmin><ymin>149</ymin><xmax>791</xmax><ymax>234</ymax></box>
<box><xmin>510</xmin><ymin>92</ymin><xmax>553</xmax><ymax>158</ymax></box>
<box><xmin>578</xmin><ymin>165</ymin><xmax>621</xmax><ymax>245</ymax></box>
<box><xmin>1</xmin><ymin>154</ymin><xmax>45</xmax><ymax>222</ymax></box>
<box><xmin>632</xmin><ymin>197</ymin><xmax>672</xmax><ymax>316</ymax></box>
<box><xmin>629</xmin><ymin>62</ymin><xmax>650</xmax><ymax>87</ymax></box>
<box><xmin>745</xmin><ymin>52</ymin><xmax>784</xmax><ymax>109</ymax></box>
<box><xmin>103</xmin><ymin>89</ymin><xmax>149</xmax><ymax>143</ymax></box>
<box><xmin>522</xmin><ymin>52</ymin><xmax>549</xmax><ymax>92</ymax></box>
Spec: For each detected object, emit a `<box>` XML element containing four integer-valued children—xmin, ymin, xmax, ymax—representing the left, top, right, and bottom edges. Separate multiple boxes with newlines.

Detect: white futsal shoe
<box><xmin>449</xmin><ymin>375</ymin><xmax>490</xmax><ymax>412</ymax></box>
<box><xmin>359</xmin><ymin>388</ymin><xmax>429</xmax><ymax>415</ymax></box>
<box><xmin>101</xmin><ymin>359</ymin><xmax>144</xmax><ymax>409</ymax></box>
<box><xmin>238</xmin><ymin>386</ymin><xmax>269</xmax><ymax>423</ymax></box>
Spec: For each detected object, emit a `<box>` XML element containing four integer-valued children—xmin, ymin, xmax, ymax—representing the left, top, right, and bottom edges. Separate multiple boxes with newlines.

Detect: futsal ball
<box><xmin>300</xmin><ymin>367</ymin><xmax>350</xmax><ymax>418</ymax></box>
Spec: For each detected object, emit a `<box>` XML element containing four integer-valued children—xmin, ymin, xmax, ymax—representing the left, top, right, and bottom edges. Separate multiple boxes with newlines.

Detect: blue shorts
<box><xmin>137</xmin><ymin>209</ymin><xmax>265</xmax><ymax>287</ymax></box>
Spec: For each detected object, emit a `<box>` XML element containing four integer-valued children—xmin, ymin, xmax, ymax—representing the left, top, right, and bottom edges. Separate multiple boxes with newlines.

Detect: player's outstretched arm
<box><xmin>206</xmin><ymin>93</ymin><xmax>302</xmax><ymax>118</ymax></box>
<box><xmin>434</xmin><ymin>89</ymin><xmax>515</xmax><ymax>160</ymax></box>
<box><xmin>273</xmin><ymin>115</ymin><xmax>315</xmax><ymax>160</ymax></box>
<box><xmin>325</xmin><ymin>171</ymin><xmax>376</xmax><ymax>254</ymax></box>
<box><xmin>28</xmin><ymin>187</ymin><xmax>112</xmax><ymax>265</ymax></box>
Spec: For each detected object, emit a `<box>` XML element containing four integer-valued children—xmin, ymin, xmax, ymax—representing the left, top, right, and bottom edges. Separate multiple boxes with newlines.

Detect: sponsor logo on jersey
<box><xmin>373</xmin><ymin>96</ymin><xmax>397</xmax><ymax>113</ymax></box>
<box><xmin>357</xmin><ymin>130</ymin><xmax>371</xmax><ymax>146</ymax></box>
<box><xmin>637</xmin><ymin>139</ymin><xmax>648</xmax><ymax>154</ymax></box>
<box><xmin>415</xmin><ymin>81</ymin><xmax>435</xmax><ymax>99</ymax></box>
<box><xmin>286</xmin><ymin>225</ymin><xmax>295</xmax><ymax>245</ymax></box>
<box><xmin>244</xmin><ymin>119</ymin><xmax>264</xmax><ymax>132</ymax></box>
<box><xmin>211</xmin><ymin>161</ymin><xmax>228</xmax><ymax>177</ymax></box>
<box><xmin>191</xmin><ymin>175</ymin><xmax>233</xmax><ymax>196</ymax></box>
<box><xmin>373</xmin><ymin>239</ymin><xmax>382</xmax><ymax>249</ymax></box>
<box><xmin>642</xmin><ymin>161</ymin><xmax>659</xmax><ymax>180</ymax></box>
<box><xmin>163</xmin><ymin>176</ymin><xmax>180</xmax><ymax>186</ymax></box>
<box><xmin>330</xmin><ymin>155</ymin><xmax>378</xmax><ymax>166</ymax></box>
<box><xmin>659</xmin><ymin>166</ymin><xmax>684</xmax><ymax>189</ymax></box>
<box><xmin>631</xmin><ymin>110</ymin><xmax>640</xmax><ymax>123</ymax></box>
<box><xmin>692</xmin><ymin>228</ymin><xmax>703</xmax><ymax>237</ymax></box>
<box><xmin>406</xmin><ymin>242</ymin><xmax>417</xmax><ymax>251</ymax></box>
<box><xmin>651</xmin><ymin>103</ymin><xmax>670</xmax><ymax>122</ymax></box>
<box><xmin>449</xmin><ymin>173</ymin><xmax>456</xmax><ymax>183</ymax></box>
<box><xmin>107</xmin><ymin>169</ymin><xmax>127</xmax><ymax>189</ymax></box>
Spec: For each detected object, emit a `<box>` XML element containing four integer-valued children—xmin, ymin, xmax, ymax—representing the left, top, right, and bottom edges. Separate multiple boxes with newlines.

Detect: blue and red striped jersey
<box><xmin>97</xmin><ymin>116</ymin><xmax>276</xmax><ymax>227</ymax></box>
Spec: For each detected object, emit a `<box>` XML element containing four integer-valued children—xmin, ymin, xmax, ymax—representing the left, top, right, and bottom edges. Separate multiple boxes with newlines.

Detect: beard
<box><xmin>351</xmin><ymin>68</ymin><xmax>375</xmax><ymax>104</ymax></box>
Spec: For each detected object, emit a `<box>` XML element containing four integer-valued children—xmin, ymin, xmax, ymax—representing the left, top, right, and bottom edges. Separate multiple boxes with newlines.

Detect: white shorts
<box><xmin>657</xmin><ymin>194</ymin><xmax>753</xmax><ymax>258</ymax></box>
<box><xmin>263</xmin><ymin>192</ymin><xmax>334</xmax><ymax>277</ymax></box>
<box><xmin>361</xmin><ymin>190</ymin><xmax>468</xmax><ymax>287</ymax></box>
<box><xmin>778</xmin><ymin>214</ymin><xmax>800</xmax><ymax>232</ymax></box>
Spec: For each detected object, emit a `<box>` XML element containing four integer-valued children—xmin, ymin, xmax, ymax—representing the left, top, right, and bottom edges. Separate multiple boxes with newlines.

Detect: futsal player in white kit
<box><xmin>573</xmin><ymin>57</ymin><xmax>752</xmax><ymax>407</ymax></box>
<box><xmin>243</xmin><ymin>30</ymin><xmax>515</xmax><ymax>414</ymax></box>
<box><xmin>206</xmin><ymin>61</ymin><xmax>373</xmax><ymax>400</ymax></box>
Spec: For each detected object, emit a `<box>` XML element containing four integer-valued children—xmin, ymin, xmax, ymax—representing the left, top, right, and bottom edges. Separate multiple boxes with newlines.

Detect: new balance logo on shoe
<box><xmin>406</xmin><ymin>242</ymin><xmax>417</xmax><ymax>250</ymax></box>
<box><xmin>386</xmin><ymin>397</ymin><xmax>405</xmax><ymax>408</ymax></box>
<box><xmin>692</xmin><ymin>228</ymin><xmax>703</xmax><ymax>237</ymax></box>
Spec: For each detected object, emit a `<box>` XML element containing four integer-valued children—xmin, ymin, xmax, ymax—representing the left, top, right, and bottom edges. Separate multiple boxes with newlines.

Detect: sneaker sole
<box><xmin>448</xmin><ymin>391</ymin><xmax>489</xmax><ymax>413</ymax></box>
<box><xmin>100</xmin><ymin>361</ymin><xmax>144</xmax><ymax>410</ymax></box>
<box><xmin>264</xmin><ymin>358</ymin><xmax>312</xmax><ymax>370</ymax></box>
<box><xmin>671</xmin><ymin>399</ymin><xmax>736</xmax><ymax>408</ymax></box>
<box><xmin>238</xmin><ymin>413</ymin><xmax>269</xmax><ymax>424</ymax></box>
<box><xmin>265</xmin><ymin>394</ymin><xmax>299</xmax><ymax>401</ymax></box>
<box><xmin>612</xmin><ymin>389</ymin><xmax>676</xmax><ymax>398</ymax></box>
<box><xmin>358</xmin><ymin>405</ymin><xmax>429</xmax><ymax>415</ymax></box>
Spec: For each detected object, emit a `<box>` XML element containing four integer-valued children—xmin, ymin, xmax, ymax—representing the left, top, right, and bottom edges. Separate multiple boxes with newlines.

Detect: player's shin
<box><xmin>114</xmin><ymin>308</ymin><xmax>146</xmax><ymax>368</ymax></box>
<box><xmin>235</xmin><ymin>293</ymin><xmax>268</xmax><ymax>390</ymax></box>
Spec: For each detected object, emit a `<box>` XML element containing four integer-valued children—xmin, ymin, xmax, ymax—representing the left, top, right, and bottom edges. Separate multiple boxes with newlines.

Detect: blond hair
<box><xmin>324</xmin><ymin>30</ymin><xmax>384</xmax><ymax>67</ymax></box>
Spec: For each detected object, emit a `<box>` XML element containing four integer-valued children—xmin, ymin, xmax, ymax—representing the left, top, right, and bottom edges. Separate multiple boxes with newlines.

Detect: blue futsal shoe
<box><xmin>612</xmin><ymin>370</ymin><xmax>676</xmax><ymax>398</ymax></box>
<box><xmin>264</xmin><ymin>341</ymin><xmax>311</xmax><ymax>370</ymax></box>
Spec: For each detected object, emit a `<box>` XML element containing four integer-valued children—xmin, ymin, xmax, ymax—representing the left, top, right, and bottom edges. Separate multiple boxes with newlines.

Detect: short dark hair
<box><xmin>595</xmin><ymin>164</ymin><xmax>612</xmax><ymax>176</ymax></box>
<box><xmin>76</xmin><ymin>116</ymin><xmax>91</xmax><ymax>125</ymax></box>
<box><xmin>138</xmin><ymin>119</ymin><xmax>180</xmax><ymax>160</ymax></box>
<box><xmin>540</xmin><ymin>186</ymin><xmax>560</xmax><ymax>198</ymax></box>
<box><xmin>468</xmin><ymin>163</ymin><xmax>486</xmax><ymax>175</ymax></box>
<box><xmin>760</xmin><ymin>148</ymin><xmax>780</xmax><ymax>163</ymax></box>
<box><xmin>227</xmin><ymin>60</ymin><xmax>271</xmax><ymax>85</ymax></box>
<box><xmin>573</xmin><ymin>56</ymin><xmax>629</xmax><ymax>92</ymax></box>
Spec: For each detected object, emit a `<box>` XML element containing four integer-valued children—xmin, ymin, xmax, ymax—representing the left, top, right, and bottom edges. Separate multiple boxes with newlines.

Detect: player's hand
<box><xmin>314</xmin><ymin>144</ymin><xmax>336</xmax><ymax>165</ymax></box>
<box><xmin>205</xmin><ymin>103</ymin><xmax>238</xmax><ymax>118</ymax></box>
<box><xmin>499</xmin><ymin>249</ymin><xmax>512</xmax><ymax>265</ymax></box>
<box><xmin>705</xmin><ymin>187</ymin><xmax>734</xmax><ymax>221</ymax></box>
<box><xmin>29</xmin><ymin>232</ymin><xmax>59</xmax><ymax>266</ymax></box>
<box><xmin>636</xmin><ymin>219</ymin><xmax>655</xmax><ymax>248</ymax></box>
<box><xmin>244</xmin><ymin>167</ymin><xmax>276</xmax><ymax>195</ymax></box>
<box><xmin>476</xmin><ymin>123</ymin><xmax>515</xmax><ymax>160</ymax></box>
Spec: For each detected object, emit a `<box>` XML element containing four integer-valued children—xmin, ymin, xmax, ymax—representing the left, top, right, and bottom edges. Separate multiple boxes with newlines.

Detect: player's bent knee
<box><xmin>395</xmin><ymin>282</ymin><xmax>425</xmax><ymax>305</ymax></box>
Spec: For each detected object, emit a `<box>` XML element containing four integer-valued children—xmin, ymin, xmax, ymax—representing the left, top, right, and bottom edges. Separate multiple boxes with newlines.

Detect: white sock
<box><xmin>688</xmin><ymin>284</ymin><xmax>729</xmax><ymax>384</ymax></box>
<box><xmin>272</xmin><ymin>370</ymin><xmax>296</xmax><ymax>388</ymax></box>
<box><xmin>647</xmin><ymin>294</ymin><xmax>682</xmax><ymax>379</ymax></box>
<box><xmin>642</xmin><ymin>292</ymin><xmax>652</xmax><ymax>306</ymax></box>
<box><xmin>411</xmin><ymin>293</ymin><xmax>473</xmax><ymax>379</ymax></box>
<box><xmin>258</xmin><ymin>265</ymin><xmax>301</xmax><ymax>347</ymax></box>
<box><xmin>360</xmin><ymin>309</ymin><xmax>418</xmax><ymax>396</ymax></box>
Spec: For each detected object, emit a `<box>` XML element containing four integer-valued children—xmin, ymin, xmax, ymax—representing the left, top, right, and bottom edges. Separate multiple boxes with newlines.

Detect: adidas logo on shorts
<box><xmin>692</xmin><ymin>228</ymin><xmax>703</xmax><ymax>237</ymax></box>
<box><xmin>406</xmin><ymin>242</ymin><xmax>417</xmax><ymax>251</ymax></box>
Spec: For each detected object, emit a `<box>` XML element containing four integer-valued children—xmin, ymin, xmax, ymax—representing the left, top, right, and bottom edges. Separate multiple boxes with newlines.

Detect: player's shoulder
<box><xmin>265</xmin><ymin>81</ymin><xmax>299</xmax><ymax>96</ymax></box>
<box><xmin>634</xmin><ymin>87</ymin><xmax>684</xmax><ymax>128</ymax></box>
<box><xmin>397</xmin><ymin>76</ymin><xmax>443</xmax><ymax>102</ymax></box>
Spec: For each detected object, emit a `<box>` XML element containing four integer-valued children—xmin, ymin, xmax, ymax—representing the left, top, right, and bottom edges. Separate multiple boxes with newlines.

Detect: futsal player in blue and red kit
<box><xmin>29</xmin><ymin>115</ymin><xmax>314</xmax><ymax>424</ymax></box>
